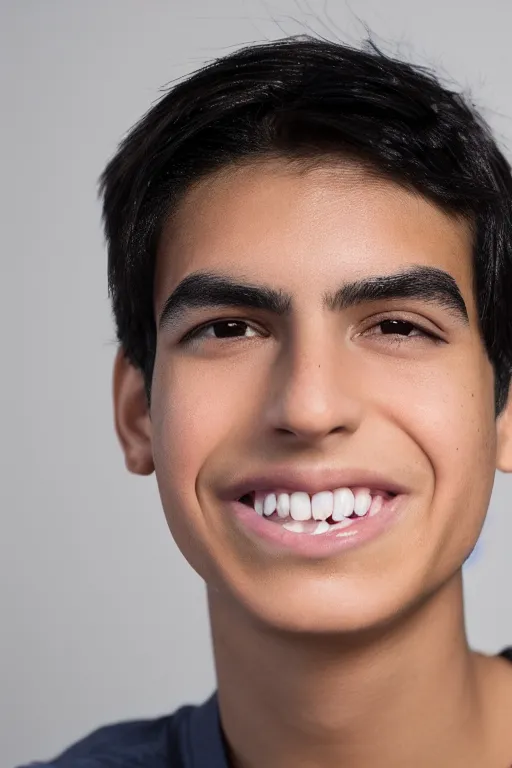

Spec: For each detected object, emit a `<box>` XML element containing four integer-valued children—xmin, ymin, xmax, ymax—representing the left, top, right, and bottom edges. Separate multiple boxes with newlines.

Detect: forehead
<box><xmin>154</xmin><ymin>160</ymin><xmax>474</xmax><ymax>311</ymax></box>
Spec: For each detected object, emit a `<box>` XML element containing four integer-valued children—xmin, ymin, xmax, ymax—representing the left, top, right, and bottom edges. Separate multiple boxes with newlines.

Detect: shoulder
<box><xmin>17</xmin><ymin>707</ymin><xmax>192</xmax><ymax>768</ymax></box>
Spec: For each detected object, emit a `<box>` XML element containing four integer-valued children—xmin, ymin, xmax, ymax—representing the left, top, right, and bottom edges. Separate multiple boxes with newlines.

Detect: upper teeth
<box><xmin>254</xmin><ymin>488</ymin><xmax>373</xmax><ymax>521</ymax></box>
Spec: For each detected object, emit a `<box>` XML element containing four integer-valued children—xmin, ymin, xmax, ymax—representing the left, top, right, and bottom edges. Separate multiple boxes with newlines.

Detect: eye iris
<box><xmin>380</xmin><ymin>319</ymin><xmax>413</xmax><ymax>336</ymax></box>
<box><xmin>213</xmin><ymin>321</ymin><xmax>246</xmax><ymax>338</ymax></box>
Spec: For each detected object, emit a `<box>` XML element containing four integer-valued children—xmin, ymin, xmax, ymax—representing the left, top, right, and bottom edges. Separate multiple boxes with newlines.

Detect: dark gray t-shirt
<box><xmin>19</xmin><ymin>647</ymin><xmax>512</xmax><ymax>768</ymax></box>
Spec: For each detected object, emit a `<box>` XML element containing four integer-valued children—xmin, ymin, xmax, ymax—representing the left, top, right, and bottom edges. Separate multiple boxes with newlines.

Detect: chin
<box><xmin>166</xmin><ymin>497</ymin><xmax>471</xmax><ymax>639</ymax></box>
<box><xmin>209</xmin><ymin>560</ymin><xmax>437</xmax><ymax>637</ymax></box>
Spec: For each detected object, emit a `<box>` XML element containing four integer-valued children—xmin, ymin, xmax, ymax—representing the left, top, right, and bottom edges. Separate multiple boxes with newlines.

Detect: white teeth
<box><xmin>311</xmin><ymin>491</ymin><xmax>333</xmax><ymax>520</ymax></box>
<box><xmin>354</xmin><ymin>489</ymin><xmax>372</xmax><ymax>517</ymax></box>
<box><xmin>332</xmin><ymin>488</ymin><xmax>355</xmax><ymax>521</ymax></box>
<box><xmin>289</xmin><ymin>491</ymin><xmax>312</xmax><ymax>521</ymax></box>
<box><xmin>369</xmin><ymin>495</ymin><xmax>383</xmax><ymax>517</ymax></box>
<box><xmin>282</xmin><ymin>520</ymin><xmax>306</xmax><ymax>533</ymax></box>
<box><xmin>253</xmin><ymin>487</ymin><xmax>384</xmax><ymax>524</ymax></box>
<box><xmin>276</xmin><ymin>493</ymin><xmax>290</xmax><ymax>518</ymax></box>
<box><xmin>312</xmin><ymin>520</ymin><xmax>330</xmax><ymax>535</ymax></box>
<box><xmin>254</xmin><ymin>495</ymin><xmax>264</xmax><ymax>516</ymax></box>
<box><xmin>263</xmin><ymin>493</ymin><xmax>277</xmax><ymax>516</ymax></box>
<box><xmin>331</xmin><ymin>517</ymin><xmax>356</xmax><ymax>530</ymax></box>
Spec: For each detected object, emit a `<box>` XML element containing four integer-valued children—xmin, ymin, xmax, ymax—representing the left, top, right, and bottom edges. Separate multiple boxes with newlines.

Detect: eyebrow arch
<box><xmin>158</xmin><ymin>265</ymin><xmax>469</xmax><ymax>331</ymax></box>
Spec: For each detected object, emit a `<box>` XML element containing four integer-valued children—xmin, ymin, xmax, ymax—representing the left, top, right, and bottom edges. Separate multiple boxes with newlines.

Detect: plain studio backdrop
<box><xmin>2</xmin><ymin>1</ymin><xmax>512</xmax><ymax>766</ymax></box>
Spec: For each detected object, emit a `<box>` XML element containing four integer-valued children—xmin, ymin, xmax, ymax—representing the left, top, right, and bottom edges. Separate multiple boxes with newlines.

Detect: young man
<box><xmin>23</xmin><ymin>34</ymin><xmax>512</xmax><ymax>768</ymax></box>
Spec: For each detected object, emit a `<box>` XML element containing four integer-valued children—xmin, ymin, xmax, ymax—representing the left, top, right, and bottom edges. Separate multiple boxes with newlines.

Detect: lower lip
<box><xmin>228</xmin><ymin>496</ymin><xmax>405</xmax><ymax>558</ymax></box>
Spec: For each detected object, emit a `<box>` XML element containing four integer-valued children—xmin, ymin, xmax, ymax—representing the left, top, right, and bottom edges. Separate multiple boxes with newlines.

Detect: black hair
<box><xmin>99</xmin><ymin>35</ymin><xmax>512</xmax><ymax>413</ymax></box>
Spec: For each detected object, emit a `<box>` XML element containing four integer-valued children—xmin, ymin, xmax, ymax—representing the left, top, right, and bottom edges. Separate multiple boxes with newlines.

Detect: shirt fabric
<box><xmin>19</xmin><ymin>647</ymin><xmax>512</xmax><ymax>768</ymax></box>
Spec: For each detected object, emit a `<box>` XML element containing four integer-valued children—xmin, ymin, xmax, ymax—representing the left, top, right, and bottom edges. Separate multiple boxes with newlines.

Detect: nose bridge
<box><xmin>265</xmin><ymin>318</ymin><xmax>364</xmax><ymax>441</ymax></box>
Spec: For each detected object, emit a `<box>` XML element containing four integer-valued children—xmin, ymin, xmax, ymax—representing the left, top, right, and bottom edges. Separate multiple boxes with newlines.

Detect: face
<box><xmin>114</xmin><ymin>160</ymin><xmax>512</xmax><ymax>634</ymax></box>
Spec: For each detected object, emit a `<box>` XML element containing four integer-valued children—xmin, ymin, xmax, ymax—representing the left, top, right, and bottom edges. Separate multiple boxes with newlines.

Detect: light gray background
<box><xmin>2</xmin><ymin>1</ymin><xmax>512</xmax><ymax>765</ymax></box>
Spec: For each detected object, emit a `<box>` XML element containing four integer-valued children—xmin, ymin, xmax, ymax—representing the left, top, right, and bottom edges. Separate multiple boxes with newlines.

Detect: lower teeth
<box><xmin>282</xmin><ymin>518</ymin><xmax>356</xmax><ymax>535</ymax></box>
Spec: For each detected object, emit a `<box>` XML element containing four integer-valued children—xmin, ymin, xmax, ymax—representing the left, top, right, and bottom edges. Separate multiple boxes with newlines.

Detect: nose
<box><xmin>264</xmin><ymin>326</ymin><xmax>364</xmax><ymax>444</ymax></box>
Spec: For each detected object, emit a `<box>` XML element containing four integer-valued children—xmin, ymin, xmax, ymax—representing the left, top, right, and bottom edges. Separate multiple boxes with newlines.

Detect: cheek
<box><xmin>381</xmin><ymin>350</ymin><xmax>497</xmax><ymax>558</ymax></box>
<box><xmin>410</xmin><ymin>361</ymin><xmax>495</xmax><ymax>490</ymax></box>
<box><xmin>152</xmin><ymin>361</ymin><xmax>255</xmax><ymax>481</ymax></box>
<box><xmin>149</xmin><ymin>357</ymin><xmax>260</xmax><ymax>575</ymax></box>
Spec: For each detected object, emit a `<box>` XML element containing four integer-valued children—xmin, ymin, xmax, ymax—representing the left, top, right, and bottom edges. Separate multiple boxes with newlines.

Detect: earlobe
<box><xmin>112</xmin><ymin>347</ymin><xmax>155</xmax><ymax>476</ymax></box>
<box><xmin>496</xmin><ymin>384</ymin><xmax>512</xmax><ymax>473</ymax></box>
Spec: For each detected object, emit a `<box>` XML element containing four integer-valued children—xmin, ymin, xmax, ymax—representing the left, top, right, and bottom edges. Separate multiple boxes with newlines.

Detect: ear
<box><xmin>496</xmin><ymin>383</ymin><xmax>512</xmax><ymax>473</ymax></box>
<box><xmin>112</xmin><ymin>347</ymin><xmax>155</xmax><ymax>475</ymax></box>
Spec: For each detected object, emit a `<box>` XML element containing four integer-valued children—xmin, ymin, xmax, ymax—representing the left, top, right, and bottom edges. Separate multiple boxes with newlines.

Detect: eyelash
<box><xmin>180</xmin><ymin>317</ymin><xmax>442</xmax><ymax>345</ymax></box>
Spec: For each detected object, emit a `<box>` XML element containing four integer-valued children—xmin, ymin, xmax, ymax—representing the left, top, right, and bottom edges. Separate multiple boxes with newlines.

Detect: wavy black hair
<box><xmin>99</xmin><ymin>35</ymin><xmax>512</xmax><ymax>413</ymax></box>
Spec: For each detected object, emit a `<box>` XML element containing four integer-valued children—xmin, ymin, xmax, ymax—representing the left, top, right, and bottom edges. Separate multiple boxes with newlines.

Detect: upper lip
<box><xmin>222</xmin><ymin>466</ymin><xmax>409</xmax><ymax>500</ymax></box>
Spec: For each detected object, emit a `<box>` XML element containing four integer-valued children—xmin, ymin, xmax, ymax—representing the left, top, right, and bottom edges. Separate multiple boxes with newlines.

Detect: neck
<box><xmin>208</xmin><ymin>575</ymin><xmax>487</xmax><ymax>768</ymax></box>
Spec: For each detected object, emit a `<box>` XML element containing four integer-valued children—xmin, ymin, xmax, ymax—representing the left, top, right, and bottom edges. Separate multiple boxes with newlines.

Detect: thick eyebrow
<box><xmin>158</xmin><ymin>265</ymin><xmax>469</xmax><ymax>331</ymax></box>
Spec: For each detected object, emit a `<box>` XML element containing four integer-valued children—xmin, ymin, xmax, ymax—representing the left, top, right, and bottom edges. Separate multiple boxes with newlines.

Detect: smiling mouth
<box><xmin>237</xmin><ymin>488</ymin><xmax>396</xmax><ymax>534</ymax></box>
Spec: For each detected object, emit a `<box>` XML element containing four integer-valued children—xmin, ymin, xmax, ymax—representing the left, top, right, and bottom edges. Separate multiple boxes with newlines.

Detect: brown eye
<box><xmin>379</xmin><ymin>319</ymin><xmax>419</xmax><ymax>336</ymax></box>
<box><xmin>204</xmin><ymin>321</ymin><xmax>251</xmax><ymax>339</ymax></box>
<box><xmin>182</xmin><ymin>319</ymin><xmax>261</xmax><ymax>345</ymax></box>
<box><xmin>360</xmin><ymin>316</ymin><xmax>441</xmax><ymax>344</ymax></box>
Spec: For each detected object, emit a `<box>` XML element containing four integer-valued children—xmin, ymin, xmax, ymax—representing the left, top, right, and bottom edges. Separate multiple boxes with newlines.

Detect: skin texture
<box><xmin>113</xmin><ymin>160</ymin><xmax>512</xmax><ymax>767</ymax></box>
